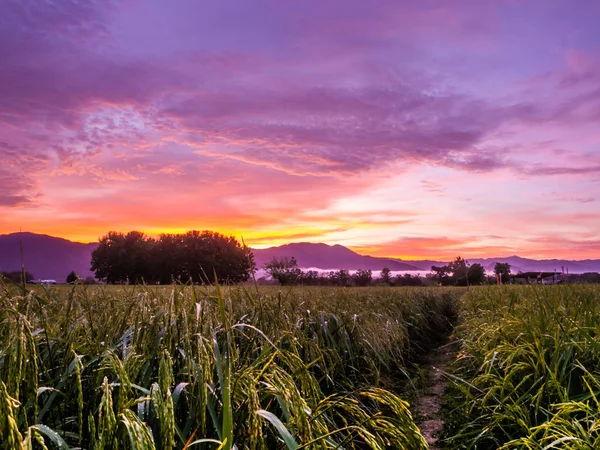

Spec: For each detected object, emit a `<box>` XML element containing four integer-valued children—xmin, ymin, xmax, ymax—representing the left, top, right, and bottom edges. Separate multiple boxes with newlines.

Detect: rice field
<box><xmin>445</xmin><ymin>284</ymin><xmax>600</xmax><ymax>449</ymax></box>
<box><xmin>0</xmin><ymin>283</ymin><xmax>460</xmax><ymax>449</ymax></box>
<box><xmin>2</xmin><ymin>283</ymin><xmax>600</xmax><ymax>449</ymax></box>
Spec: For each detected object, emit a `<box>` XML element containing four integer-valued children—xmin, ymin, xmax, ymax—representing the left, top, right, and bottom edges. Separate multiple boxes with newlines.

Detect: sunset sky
<box><xmin>1</xmin><ymin>0</ymin><xmax>600</xmax><ymax>260</ymax></box>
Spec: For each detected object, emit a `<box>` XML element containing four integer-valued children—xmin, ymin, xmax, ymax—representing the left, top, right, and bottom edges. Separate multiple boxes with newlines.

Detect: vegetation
<box><xmin>493</xmin><ymin>262</ymin><xmax>511</xmax><ymax>284</ymax></box>
<box><xmin>0</xmin><ymin>282</ymin><xmax>461</xmax><ymax>449</ymax></box>
<box><xmin>66</xmin><ymin>271</ymin><xmax>78</xmax><ymax>284</ymax></box>
<box><xmin>444</xmin><ymin>285</ymin><xmax>600</xmax><ymax>449</ymax></box>
<box><xmin>91</xmin><ymin>231</ymin><xmax>254</xmax><ymax>284</ymax></box>
<box><xmin>380</xmin><ymin>268</ymin><xmax>392</xmax><ymax>286</ymax></box>
<box><xmin>431</xmin><ymin>257</ymin><xmax>486</xmax><ymax>286</ymax></box>
<box><xmin>262</xmin><ymin>259</ymin><xmax>424</xmax><ymax>287</ymax></box>
<box><xmin>263</xmin><ymin>257</ymin><xmax>302</xmax><ymax>285</ymax></box>
<box><xmin>0</xmin><ymin>271</ymin><xmax>35</xmax><ymax>284</ymax></box>
<box><xmin>4</xmin><ymin>270</ymin><xmax>600</xmax><ymax>449</ymax></box>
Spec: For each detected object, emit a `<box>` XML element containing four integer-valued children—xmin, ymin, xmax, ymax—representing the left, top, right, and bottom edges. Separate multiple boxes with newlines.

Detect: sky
<box><xmin>1</xmin><ymin>0</ymin><xmax>600</xmax><ymax>260</ymax></box>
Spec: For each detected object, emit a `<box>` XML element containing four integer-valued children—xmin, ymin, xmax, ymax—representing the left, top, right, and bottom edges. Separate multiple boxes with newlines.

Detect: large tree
<box><xmin>91</xmin><ymin>230</ymin><xmax>254</xmax><ymax>284</ymax></box>
<box><xmin>90</xmin><ymin>231</ymin><xmax>154</xmax><ymax>284</ymax></box>
<box><xmin>178</xmin><ymin>230</ymin><xmax>254</xmax><ymax>284</ymax></box>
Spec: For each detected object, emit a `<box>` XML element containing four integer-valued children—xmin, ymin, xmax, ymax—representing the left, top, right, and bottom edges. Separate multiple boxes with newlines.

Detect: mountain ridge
<box><xmin>1</xmin><ymin>232</ymin><xmax>599</xmax><ymax>280</ymax></box>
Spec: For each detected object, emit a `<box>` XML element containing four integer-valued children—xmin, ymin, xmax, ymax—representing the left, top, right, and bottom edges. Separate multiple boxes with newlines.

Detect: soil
<box><xmin>413</xmin><ymin>341</ymin><xmax>457</xmax><ymax>449</ymax></box>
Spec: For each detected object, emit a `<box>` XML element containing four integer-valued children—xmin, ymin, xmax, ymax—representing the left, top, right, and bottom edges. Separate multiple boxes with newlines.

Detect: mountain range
<box><xmin>1</xmin><ymin>232</ymin><xmax>599</xmax><ymax>281</ymax></box>
<box><xmin>0</xmin><ymin>233</ymin><xmax>98</xmax><ymax>281</ymax></box>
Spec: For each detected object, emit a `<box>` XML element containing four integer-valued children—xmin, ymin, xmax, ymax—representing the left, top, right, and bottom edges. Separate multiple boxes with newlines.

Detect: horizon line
<box><xmin>1</xmin><ymin>230</ymin><xmax>599</xmax><ymax>263</ymax></box>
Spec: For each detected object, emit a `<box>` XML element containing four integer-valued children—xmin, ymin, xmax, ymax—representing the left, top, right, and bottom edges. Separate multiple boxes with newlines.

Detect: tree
<box><xmin>494</xmin><ymin>263</ymin><xmax>511</xmax><ymax>284</ymax></box>
<box><xmin>264</xmin><ymin>257</ymin><xmax>302</xmax><ymax>285</ymax></box>
<box><xmin>300</xmin><ymin>270</ymin><xmax>321</xmax><ymax>286</ymax></box>
<box><xmin>91</xmin><ymin>230</ymin><xmax>254</xmax><ymax>284</ymax></box>
<box><xmin>380</xmin><ymin>267</ymin><xmax>392</xmax><ymax>285</ymax></box>
<box><xmin>329</xmin><ymin>269</ymin><xmax>352</xmax><ymax>287</ymax></box>
<box><xmin>177</xmin><ymin>230</ymin><xmax>254</xmax><ymax>284</ymax></box>
<box><xmin>448</xmin><ymin>256</ymin><xmax>469</xmax><ymax>286</ymax></box>
<box><xmin>83</xmin><ymin>276</ymin><xmax>97</xmax><ymax>285</ymax></box>
<box><xmin>66</xmin><ymin>271</ymin><xmax>78</xmax><ymax>284</ymax></box>
<box><xmin>467</xmin><ymin>263</ymin><xmax>486</xmax><ymax>285</ymax></box>
<box><xmin>431</xmin><ymin>265</ymin><xmax>452</xmax><ymax>285</ymax></box>
<box><xmin>395</xmin><ymin>273</ymin><xmax>423</xmax><ymax>286</ymax></box>
<box><xmin>352</xmin><ymin>269</ymin><xmax>372</xmax><ymax>287</ymax></box>
<box><xmin>1</xmin><ymin>270</ymin><xmax>35</xmax><ymax>284</ymax></box>
<box><xmin>431</xmin><ymin>257</ymin><xmax>485</xmax><ymax>286</ymax></box>
<box><xmin>91</xmin><ymin>231</ymin><xmax>154</xmax><ymax>283</ymax></box>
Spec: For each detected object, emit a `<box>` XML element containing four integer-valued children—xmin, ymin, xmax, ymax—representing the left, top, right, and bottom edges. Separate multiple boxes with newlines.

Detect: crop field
<box><xmin>445</xmin><ymin>284</ymin><xmax>600</xmax><ymax>449</ymax></box>
<box><xmin>0</xmin><ymin>284</ymin><xmax>460</xmax><ymax>449</ymax></box>
<box><xmin>1</xmin><ymin>283</ymin><xmax>599</xmax><ymax>449</ymax></box>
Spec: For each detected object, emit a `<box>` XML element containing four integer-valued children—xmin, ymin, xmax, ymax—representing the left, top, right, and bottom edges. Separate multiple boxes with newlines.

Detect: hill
<box><xmin>0</xmin><ymin>232</ymin><xmax>97</xmax><ymax>281</ymax></box>
<box><xmin>253</xmin><ymin>243</ymin><xmax>420</xmax><ymax>271</ymax></box>
<box><xmin>466</xmin><ymin>255</ymin><xmax>600</xmax><ymax>274</ymax></box>
<box><xmin>1</xmin><ymin>233</ymin><xmax>599</xmax><ymax>280</ymax></box>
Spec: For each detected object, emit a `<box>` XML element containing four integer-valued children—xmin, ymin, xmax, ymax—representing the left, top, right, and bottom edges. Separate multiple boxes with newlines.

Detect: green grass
<box><xmin>0</xmin><ymin>283</ymin><xmax>461</xmax><ymax>449</ymax></box>
<box><xmin>444</xmin><ymin>284</ymin><xmax>600</xmax><ymax>449</ymax></box>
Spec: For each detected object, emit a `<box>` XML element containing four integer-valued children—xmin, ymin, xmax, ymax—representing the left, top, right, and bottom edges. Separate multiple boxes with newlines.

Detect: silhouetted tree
<box><xmin>91</xmin><ymin>230</ymin><xmax>253</xmax><ymax>284</ymax></box>
<box><xmin>431</xmin><ymin>257</ymin><xmax>486</xmax><ymax>286</ymax></box>
<box><xmin>380</xmin><ymin>267</ymin><xmax>392</xmax><ymax>285</ymax></box>
<box><xmin>264</xmin><ymin>257</ymin><xmax>302</xmax><ymax>285</ymax></box>
<box><xmin>394</xmin><ymin>273</ymin><xmax>424</xmax><ymax>286</ymax></box>
<box><xmin>467</xmin><ymin>263</ymin><xmax>486</xmax><ymax>285</ymax></box>
<box><xmin>83</xmin><ymin>276</ymin><xmax>97</xmax><ymax>285</ymax></box>
<box><xmin>329</xmin><ymin>269</ymin><xmax>352</xmax><ymax>287</ymax></box>
<box><xmin>352</xmin><ymin>269</ymin><xmax>372</xmax><ymax>287</ymax></box>
<box><xmin>494</xmin><ymin>262</ymin><xmax>511</xmax><ymax>284</ymax></box>
<box><xmin>431</xmin><ymin>265</ymin><xmax>452</xmax><ymax>285</ymax></box>
<box><xmin>300</xmin><ymin>270</ymin><xmax>321</xmax><ymax>286</ymax></box>
<box><xmin>90</xmin><ymin>231</ymin><xmax>153</xmax><ymax>283</ymax></box>
<box><xmin>1</xmin><ymin>270</ymin><xmax>35</xmax><ymax>283</ymax></box>
<box><xmin>448</xmin><ymin>256</ymin><xmax>469</xmax><ymax>285</ymax></box>
<box><xmin>178</xmin><ymin>230</ymin><xmax>254</xmax><ymax>284</ymax></box>
<box><xmin>66</xmin><ymin>271</ymin><xmax>78</xmax><ymax>284</ymax></box>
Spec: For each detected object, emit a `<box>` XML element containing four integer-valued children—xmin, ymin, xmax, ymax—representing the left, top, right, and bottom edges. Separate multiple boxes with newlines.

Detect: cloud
<box><xmin>0</xmin><ymin>141</ymin><xmax>51</xmax><ymax>205</ymax></box>
<box><xmin>0</xmin><ymin>0</ymin><xmax>595</xmax><ymax>186</ymax></box>
<box><xmin>172</xmin><ymin>86</ymin><xmax>536</xmax><ymax>176</ymax></box>
<box><xmin>520</xmin><ymin>164</ymin><xmax>600</xmax><ymax>177</ymax></box>
<box><xmin>0</xmin><ymin>0</ymin><xmax>599</xmax><ymax>259</ymax></box>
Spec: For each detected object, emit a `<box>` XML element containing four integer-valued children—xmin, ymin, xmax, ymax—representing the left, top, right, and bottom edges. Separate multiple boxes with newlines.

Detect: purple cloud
<box><xmin>0</xmin><ymin>0</ymin><xmax>599</xmax><ymax>257</ymax></box>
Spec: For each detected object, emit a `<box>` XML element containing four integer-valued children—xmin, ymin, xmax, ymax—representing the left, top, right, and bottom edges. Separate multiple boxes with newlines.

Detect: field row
<box><xmin>445</xmin><ymin>285</ymin><xmax>600</xmax><ymax>449</ymax></box>
<box><xmin>2</xmin><ymin>283</ymin><xmax>599</xmax><ymax>449</ymax></box>
<box><xmin>0</xmin><ymin>284</ymin><xmax>460</xmax><ymax>449</ymax></box>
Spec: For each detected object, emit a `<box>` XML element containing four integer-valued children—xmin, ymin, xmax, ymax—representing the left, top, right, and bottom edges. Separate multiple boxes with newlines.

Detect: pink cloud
<box><xmin>1</xmin><ymin>0</ymin><xmax>599</xmax><ymax>257</ymax></box>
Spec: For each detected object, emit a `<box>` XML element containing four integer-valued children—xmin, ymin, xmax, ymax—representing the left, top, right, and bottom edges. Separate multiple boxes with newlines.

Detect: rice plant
<box><xmin>0</xmin><ymin>282</ymin><xmax>461</xmax><ymax>449</ymax></box>
<box><xmin>444</xmin><ymin>284</ymin><xmax>600</xmax><ymax>449</ymax></box>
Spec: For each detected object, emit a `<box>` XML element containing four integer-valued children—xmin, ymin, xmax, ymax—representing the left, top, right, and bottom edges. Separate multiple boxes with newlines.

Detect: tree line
<box><xmin>263</xmin><ymin>256</ymin><xmax>516</xmax><ymax>287</ymax></box>
<box><xmin>90</xmin><ymin>230</ymin><xmax>254</xmax><ymax>284</ymax></box>
<box><xmin>0</xmin><ymin>270</ymin><xmax>34</xmax><ymax>284</ymax></box>
<box><xmin>263</xmin><ymin>257</ymin><xmax>426</xmax><ymax>287</ymax></box>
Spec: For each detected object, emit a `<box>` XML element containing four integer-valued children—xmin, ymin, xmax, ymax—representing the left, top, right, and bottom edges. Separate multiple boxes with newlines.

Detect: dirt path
<box><xmin>413</xmin><ymin>341</ymin><xmax>456</xmax><ymax>449</ymax></box>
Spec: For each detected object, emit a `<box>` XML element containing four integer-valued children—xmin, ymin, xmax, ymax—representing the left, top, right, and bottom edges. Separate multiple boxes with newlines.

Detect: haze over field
<box><xmin>1</xmin><ymin>1</ymin><xmax>599</xmax><ymax>259</ymax></box>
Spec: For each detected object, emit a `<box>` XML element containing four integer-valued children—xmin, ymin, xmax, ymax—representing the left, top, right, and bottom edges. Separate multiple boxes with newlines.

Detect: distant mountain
<box><xmin>0</xmin><ymin>232</ymin><xmax>97</xmax><ymax>281</ymax></box>
<box><xmin>1</xmin><ymin>233</ymin><xmax>598</xmax><ymax>281</ymax></box>
<box><xmin>466</xmin><ymin>256</ymin><xmax>600</xmax><ymax>274</ymax></box>
<box><xmin>253</xmin><ymin>243</ymin><xmax>422</xmax><ymax>271</ymax></box>
<box><xmin>253</xmin><ymin>243</ymin><xmax>600</xmax><ymax>273</ymax></box>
